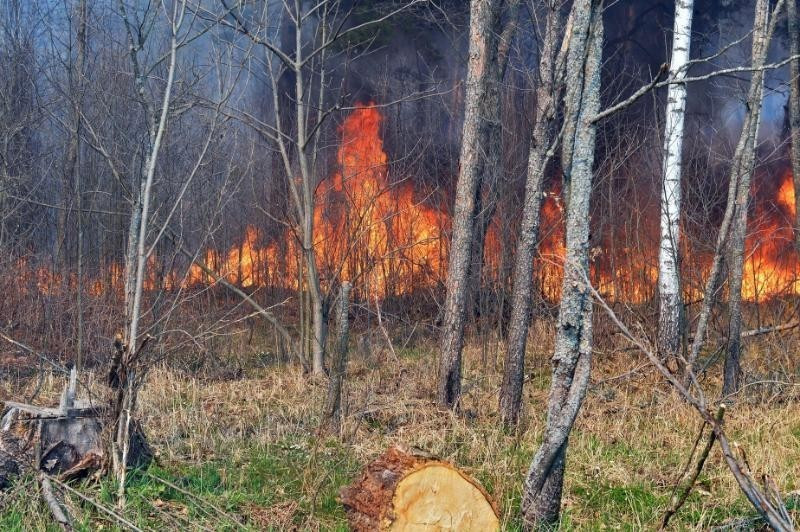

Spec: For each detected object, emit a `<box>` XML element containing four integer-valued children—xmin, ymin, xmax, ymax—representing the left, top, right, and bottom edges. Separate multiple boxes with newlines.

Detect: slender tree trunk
<box><xmin>521</xmin><ymin>1</ymin><xmax>602</xmax><ymax>526</ymax></box>
<box><xmin>469</xmin><ymin>0</ymin><xmax>519</xmax><ymax>327</ymax></box>
<box><xmin>291</xmin><ymin>0</ymin><xmax>328</xmax><ymax>375</ymax></box>
<box><xmin>55</xmin><ymin>197</ymin><xmax>67</xmax><ymax>266</ymax></box>
<box><xmin>438</xmin><ymin>0</ymin><xmax>506</xmax><ymax>408</ymax></box>
<box><xmin>115</xmin><ymin>3</ymin><xmax>181</xmax><ymax>503</ymax></box>
<box><xmin>499</xmin><ymin>0</ymin><xmax>570</xmax><ymax>427</ymax></box>
<box><xmin>686</xmin><ymin>0</ymin><xmax>779</xmax><ymax>381</ymax></box>
<box><xmin>787</xmin><ymin>0</ymin><xmax>800</xmax><ymax>254</ymax></box>
<box><xmin>724</xmin><ymin>0</ymin><xmax>772</xmax><ymax>395</ymax></box>
<box><xmin>658</xmin><ymin>0</ymin><xmax>694</xmax><ymax>363</ymax></box>
<box><xmin>322</xmin><ymin>282</ymin><xmax>351</xmax><ymax>433</ymax></box>
<box><xmin>69</xmin><ymin>0</ymin><xmax>88</xmax><ymax>371</ymax></box>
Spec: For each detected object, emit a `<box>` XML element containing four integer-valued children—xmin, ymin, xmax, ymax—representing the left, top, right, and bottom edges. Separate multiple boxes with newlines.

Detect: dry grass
<box><xmin>1</xmin><ymin>320</ymin><xmax>800</xmax><ymax>530</ymax></box>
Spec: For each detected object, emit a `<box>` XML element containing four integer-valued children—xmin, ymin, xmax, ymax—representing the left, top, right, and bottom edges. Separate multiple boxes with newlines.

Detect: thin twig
<box><xmin>661</xmin><ymin>404</ymin><xmax>727</xmax><ymax>528</ymax></box>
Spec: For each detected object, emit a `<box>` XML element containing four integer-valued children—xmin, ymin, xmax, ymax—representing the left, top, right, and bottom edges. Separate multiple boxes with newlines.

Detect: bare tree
<box><xmin>723</xmin><ymin>0</ymin><xmax>779</xmax><ymax>394</ymax></box>
<box><xmin>66</xmin><ymin>0</ymin><xmax>88</xmax><ymax>371</ymax></box>
<box><xmin>499</xmin><ymin>0</ymin><xmax>572</xmax><ymax>427</ymax></box>
<box><xmin>0</xmin><ymin>0</ymin><xmax>40</xmax><ymax>250</ymax></box>
<box><xmin>322</xmin><ymin>281</ymin><xmax>351</xmax><ymax>434</ymax></box>
<box><xmin>220</xmin><ymin>0</ymin><xmax>424</xmax><ymax>375</ymax></box>
<box><xmin>685</xmin><ymin>0</ymin><xmax>782</xmax><ymax>392</ymax></box>
<box><xmin>438</xmin><ymin>0</ymin><xmax>509</xmax><ymax>408</ymax></box>
<box><xmin>657</xmin><ymin>0</ymin><xmax>694</xmax><ymax>363</ymax></box>
<box><xmin>468</xmin><ymin>0</ymin><xmax>518</xmax><ymax>334</ymax></box>
<box><xmin>103</xmin><ymin>0</ymin><xmax>225</xmax><ymax>504</ymax></box>
<box><xmin>787</xmin><ymin>0</ymin><xmax>800</xmax><ymax>255</ymax></box>
<box><xmin>521</xmin><ymin>0</ymin><xmax>602</xmax><ymax>525</ymax></box>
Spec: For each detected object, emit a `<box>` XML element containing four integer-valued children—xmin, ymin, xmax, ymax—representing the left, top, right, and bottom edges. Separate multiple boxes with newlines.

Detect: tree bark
<box><xmin>521</xmin><ymin>0</ymin><xmax>602</xmax><ymax>527</ymax></box>
<box><xmin>686</xmin><ymin>0</ymin><xmax>779</xmax><ymax>383</ymax></box>
<box><xmin>70</xmin><ymin>0</ymin><xmax>88</xmax><ymax>371</ymax></box>
<box><xmin>438</xmin><ymin>0</ymin><xmax>507</xmax><ymax>408</ymax></box>
<box><xmin>469</xmin><ymin>0</ymin><xmax>519</xmax><ymax>328</ymax></box>
<box><xmin>723</xmin><ymin>0</ymin><xmax>772</xmax><ymax>395</ymax></box>
<box><xmin>499</xmin><ymin>0</ymin><xmax>571</xmax><ymax>427</ymax></box>
<box><xmin>788</xmin><ymin>0</ymin><xmax>800</xmax><ymax>254</ymax></box>
<box><xmin>323</xmin><ymin>282</ymin><xmax>351</xmax><ymax>434</ymax></box>
<box><xmin>658</xmin><ymin>0</ymin><xmax>694</xmax><ymax>363</ymax></box>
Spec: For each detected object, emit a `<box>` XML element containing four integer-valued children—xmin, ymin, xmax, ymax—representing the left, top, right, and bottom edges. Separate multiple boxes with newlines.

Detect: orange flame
<box><xmin>741</xmin><ymin>169</ymin><xmax>800</xmax><ymax>301</ymax></box>
<box><xmin>15</xmin><ymin>108</ymin><xmax>800</xmax><ymax>306</ymax></box>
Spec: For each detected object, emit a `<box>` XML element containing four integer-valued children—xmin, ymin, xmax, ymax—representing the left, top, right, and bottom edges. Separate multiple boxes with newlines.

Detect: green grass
<box><xmin>2</xmin><ymin>347</ymin><xmax>799</xmax><ymax>530</ymax></box>
<box><xmin>0</xmin><ymin>436</ymin><xmax>362</xmax><ymax>530</ymax></box>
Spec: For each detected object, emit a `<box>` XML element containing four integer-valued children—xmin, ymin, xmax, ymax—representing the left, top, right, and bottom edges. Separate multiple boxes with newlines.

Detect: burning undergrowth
<box><xmin>8</xmin><ymin>105</ymin><xmax>800</xmax><ymax>306</ymax></box>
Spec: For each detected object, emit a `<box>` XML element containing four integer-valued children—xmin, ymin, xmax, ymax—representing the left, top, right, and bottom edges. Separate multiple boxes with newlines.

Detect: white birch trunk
<box><xmin>658</xmin><ymin>0</ymin><xmax>694</xmax><ymax>360</ymax></box>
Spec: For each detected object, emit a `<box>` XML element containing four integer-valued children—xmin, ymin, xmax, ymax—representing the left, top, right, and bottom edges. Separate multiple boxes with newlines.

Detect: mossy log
<box><xmin>340</xmin><ymin>446</ymin><xmax>500</xmax><ymax>531</ymax></box>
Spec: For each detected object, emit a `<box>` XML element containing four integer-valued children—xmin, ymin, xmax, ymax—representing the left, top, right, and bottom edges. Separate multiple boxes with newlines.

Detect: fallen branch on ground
<box><xmin>580</xmin><ymin>267</ymin><xmax>796</xmax><ymax>531</ymax></box>
<box><xmin>40</xmin><ymin>474</ymin><xmax>71</xmax><ymax>531</ymax></box>
<box><xmin>661</xmin><ymin>404</ymin><xmax>726</xmax><ymax>528</ymax></box>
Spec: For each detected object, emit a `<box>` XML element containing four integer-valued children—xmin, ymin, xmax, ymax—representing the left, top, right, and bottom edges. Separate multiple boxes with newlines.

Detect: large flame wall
<box><xmin>14</xmin><ymin>106</ymin><xmax>800</xmax><ymax>304</ymax></box>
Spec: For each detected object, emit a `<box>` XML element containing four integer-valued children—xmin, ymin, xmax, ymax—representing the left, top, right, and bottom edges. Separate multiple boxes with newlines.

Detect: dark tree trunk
<box><xmin>789</xmin><ymin>0</ymin><xmax>800</xmax><ymax>256</ymax></box>
<box><xmin>438</xmin><ymin>0</ymin><xmax>508</xmax><ymax>407</ymax></box>
<box><xmin>323</xmin><ymin>282</ymin><xmax>351</xmax><ymax>433</ymax></box>
<box><xmin>69</xmin><ymin>0</ymin><xmax>88</xmax><ymax>371</ymax></box>
<box><xmin>468</xmin><ymin>0</ymin><xmax>519</xmax><ymax>329</ymax></box>
<box><xmin>499</xmin><ymin>1</ymin><xmax>570</xmax><ymax>427</ymax></box>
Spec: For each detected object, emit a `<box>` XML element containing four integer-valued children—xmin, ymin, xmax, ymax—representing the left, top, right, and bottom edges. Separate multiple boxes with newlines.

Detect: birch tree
<box><xmin>521</xmin><ymin>0</ymin><xmax>602</xmax><ymax>525</ymax></box>
<box><xmin>499</xmin><ymin>0</ymin><xmax>572</xmax><ymax>427</ymax></box>
<box><xmin>657</xmin><ymin>0</ymin><xmax>694</xmax><ymax>363</ymax></box>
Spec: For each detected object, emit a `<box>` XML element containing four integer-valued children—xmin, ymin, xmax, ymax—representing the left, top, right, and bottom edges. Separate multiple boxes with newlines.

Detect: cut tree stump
<box><xmin>0</xmin><ymin>367</ymin><xmax>151</xmax><ymax>488</ymax></box>
<box><xmin>340</xmin><ymin>446</ymin><xmax>500</xmax><ymax>531</ymax></box>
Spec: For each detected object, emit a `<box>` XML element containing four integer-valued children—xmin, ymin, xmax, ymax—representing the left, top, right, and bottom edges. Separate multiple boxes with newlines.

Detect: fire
<box><xmin>312</xmin><ymin>105</ymin><xmax>446</xmax><ymax>296</ymax></box>
<box><xmin>741</xmin><ymin>169</ymin><xmax>800</xmax><ymax>301</ymax></box>
<box><xmin>14</xmin><ymin>107</ymin><xmax>800</xmax><ymax>306</ymax></box>
<box><xmin>183</xmin><ymin>104</ymin><xmax>447</xmax><ymax>298</ymax></box>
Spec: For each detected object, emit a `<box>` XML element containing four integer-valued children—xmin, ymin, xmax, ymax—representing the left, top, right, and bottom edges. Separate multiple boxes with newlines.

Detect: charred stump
<box><xmin>0</xmin><ymin>367</ymin><xmax>150</xmax><ymax>488</ymax></box>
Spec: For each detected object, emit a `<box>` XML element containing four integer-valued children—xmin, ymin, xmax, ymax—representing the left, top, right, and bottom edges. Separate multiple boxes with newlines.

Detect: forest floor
<box><xmin>1</xmin><ymin>321</ymin><xmax>799</xmax><ymax>530</ymax></box>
